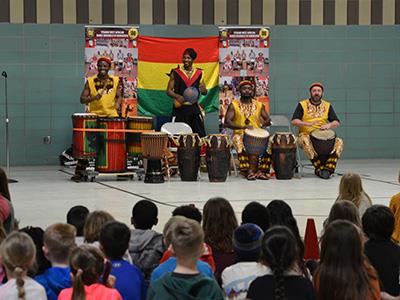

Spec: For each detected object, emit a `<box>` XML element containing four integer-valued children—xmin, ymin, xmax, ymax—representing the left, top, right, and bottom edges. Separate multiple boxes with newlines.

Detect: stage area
<box><xmin>9</xmin><ymin>159</ymin><xmax>400</xmax><ymax>236</ymax></box>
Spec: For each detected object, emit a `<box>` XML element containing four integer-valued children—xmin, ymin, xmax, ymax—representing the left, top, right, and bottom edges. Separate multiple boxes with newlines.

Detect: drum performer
<box><xmin>166</xmin><ymin>48</ymin><xmax>207</xmax><ymax>137</ymax></box>
<box><xmin>71</xmin><ymin>56</ymin><xmax>122</xmax><ymax>182</ymax></box>
<box><xmin>224</xmin><ymin>80</ymin><xmax>272</xmax><ymax>180</ymax></box>
<box><xmin>291</xmin><ymin>82</ymin><xmax>344</xmax><ymax>179</ymax></box>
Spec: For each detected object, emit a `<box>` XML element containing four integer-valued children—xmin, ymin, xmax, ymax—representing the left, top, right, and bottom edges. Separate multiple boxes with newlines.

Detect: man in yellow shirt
<box><xmin>291</xmin><ymin>82</ymin><xmax>343</xmax><ymax>179</ymax></box>
<box><xmin>71</xmin><ymin>57</ymin><xmax>122</xmax><ymax>182</ymax></box>
<box><xmin>224</xmin><ymin>80</ymin><xmax>271</xmax><ymax>180</ymax></box>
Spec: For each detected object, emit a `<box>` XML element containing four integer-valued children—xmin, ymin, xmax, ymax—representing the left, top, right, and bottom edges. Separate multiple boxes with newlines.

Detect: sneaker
<box><xmin>319</xmin><ymin>169</ymin><xmax>331</xmax><ymax>179</ymax></box>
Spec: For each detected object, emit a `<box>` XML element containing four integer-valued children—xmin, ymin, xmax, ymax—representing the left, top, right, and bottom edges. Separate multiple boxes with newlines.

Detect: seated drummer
<box><xmin>291</xmin><ymin>82</ymin><xmax>344</xmax><ymax>179</ymax></box>
<box><xmin>224</xmin><ymin>80</ymin><xmax>271</xmax><ymax>180</ymax></box>
<box><xmin>71</xmin><ymin>56</ymin><xmax>122</xmax><ymax>182</ymax></box>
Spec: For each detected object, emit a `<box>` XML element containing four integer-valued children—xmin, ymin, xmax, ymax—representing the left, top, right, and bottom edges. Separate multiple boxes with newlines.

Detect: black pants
<box><xmin>173</xmin><ymin>112</ymin><xmax>206</xmax><ymax>137</ymax></box>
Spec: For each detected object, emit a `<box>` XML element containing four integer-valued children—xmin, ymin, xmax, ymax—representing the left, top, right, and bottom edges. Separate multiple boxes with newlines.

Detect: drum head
<box><xmin>244</xmin><ymin>128</ymin><xmax>270</xmax><ymax>138</ymax></box>
<box><xmin>141</xmin><ymin>132</ymin><xmax>167</xmax><ymax>137</ymax></box>
<box><xmin>127</xmin><ymin>116</ymin><xmax>153</xmax><ymax>121</ymax></box>
<box><xmin>72</xmin><ymin>113</ymin><xmax>97</xmax><ymax>118</ymax></box>
<box><xmin>310</xmin><ymin>129</ymin><xmax>335</xmax><ymax>140</ymax></box>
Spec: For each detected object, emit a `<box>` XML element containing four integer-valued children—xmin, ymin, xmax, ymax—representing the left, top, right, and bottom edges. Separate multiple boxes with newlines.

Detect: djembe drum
<box><xmin>310</xmin><ymin>129</ymin><xmax>336</xmax><ymax>161</ymax></box>
<box><xmin>141</xmin><ymin>132</ymin><xmax>168</xmax><ymax>183</ymax></box>
<box><xmin>270</xmin><ymin>132</ymin><xmax>297</xmax><ymax>179</ymax></box>
<box><xmin>72</xmin><ymin>113</ymin><xmax>97</xmax><ymax>159</ymax></box>
<box><xmin>243</xmin><ymin>128</ymin><xmax>270</xmax><ymax>174</ymax></box>
<box><xmin>175</xmin><ymin>133</ymin><xmax>201</xmax><ymax>181</ymax></box>
<box><xmin>96</xmin><ymin>118</ymin><xmax>127</xmax><ymax>173</ymax></box>
<box><xmin>126</xmin><ymin>116</ymin><xmax>154</xmax><ymax>156</ymax></box>
<box><xmin>205</xmin><ymin>134</ymin><xmax>231</xmax><ymax>182</ymax></box>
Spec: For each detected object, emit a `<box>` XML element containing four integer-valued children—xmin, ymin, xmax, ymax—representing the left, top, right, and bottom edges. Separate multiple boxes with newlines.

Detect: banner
<box><xmin>218</xmin><ymin>27</ymin><xmax>270</xmax><ymax>132</ymax></box>
<box><xmin>84</xmin><ymin>26</ymin><xmax>139</xmax><ymax>117</ymax></box>
<box><xmin>137</xmin><ymin>36</ymin><xmax>220</xmax><ymax>117</ymax></box>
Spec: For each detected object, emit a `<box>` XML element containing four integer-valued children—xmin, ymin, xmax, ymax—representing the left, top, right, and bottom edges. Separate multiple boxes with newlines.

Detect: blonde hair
<box><xmin>83</xmin><ymin>211</ymin><xmax>114</xmax><ymax>243</ymax></box>
<box><xmin>69</xmin><ymin>245</ymin><xmax>107</xmax><ymax>300</ymax></box>
<box><xmin>0</xmin><ymin>232</ymin><xmax>36</xmax><ymax>300</ymax></box>
<box><xmin>337</xmin><ymin>173</ymin><xmax>372</xmax><ymax>208</ymax></box>
<box><xmin>167</xmin><ymin>217</ymin><xmax>204</xmax><ymax>260</ymax></box>
<box><xmin>44</xmin><ymin>223</ymin><xmax>76</xmax><ymax>263</ymax></box>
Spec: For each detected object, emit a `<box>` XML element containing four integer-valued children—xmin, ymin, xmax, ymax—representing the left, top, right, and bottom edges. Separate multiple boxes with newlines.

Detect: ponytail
<box><xmin>272</xmin><ymin>265</ymin><xmax>286</xmax><ymax>300</ymax></box>
<box><xmin>71</xmin><ymin>269</ymin><xmax>86</xmax><ymax>300</ymax></box>
<box><xmin>14</xmin><ymin>267</ymin><xmax>25</xmax><ymax>300</ymax></box>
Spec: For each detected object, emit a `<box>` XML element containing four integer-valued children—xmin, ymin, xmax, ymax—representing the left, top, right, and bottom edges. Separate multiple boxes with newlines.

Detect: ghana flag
<box><xmin>137</xmin><ymin>36</ymin><xmax>219</xmax><ymax>116</ymax></box>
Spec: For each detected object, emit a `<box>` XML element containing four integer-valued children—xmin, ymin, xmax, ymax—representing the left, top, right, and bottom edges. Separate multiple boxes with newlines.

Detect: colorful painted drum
<box><xmin>72</xmin><ymin>113</ymin><xmax>97</xmax><ymax>159</ymax></box>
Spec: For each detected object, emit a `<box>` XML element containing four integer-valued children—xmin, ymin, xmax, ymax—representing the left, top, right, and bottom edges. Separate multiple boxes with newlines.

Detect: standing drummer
<box><xmin>291</xmin><ymin>82</ymin><xmax>343</xmax><ymax>179</ymax></box>
<box><xmin>166</xmin><ymin>48</ymin><xmax>207</xmax><ymax>137</ymax></box>
<box><xmin>224</xmin><ymin>80</ymin><xmax>271</xmax><ymax>180</ymax></box>
<box><xmin>71</xmin><ymin>56</ymin><xmax>122</xmax><ymax>182</ymax></box>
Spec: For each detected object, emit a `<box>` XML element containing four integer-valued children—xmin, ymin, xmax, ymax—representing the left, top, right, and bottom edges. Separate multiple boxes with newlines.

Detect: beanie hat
<box><xmin>233</xmin><ymin>223</ymin><xmax>263</xmax><ymax>260</ymax></box>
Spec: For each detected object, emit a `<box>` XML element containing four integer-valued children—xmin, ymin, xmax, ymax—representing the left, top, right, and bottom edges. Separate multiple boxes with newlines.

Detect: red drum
<box><xmin>72</xmin><ymin>113</ymin><xmax>97</xmax><ymax>159</ymax></box>
<box><xmin>96</xmin><ymin>118</ymin><xmax>127</xmax><ymax>173</ymax></box>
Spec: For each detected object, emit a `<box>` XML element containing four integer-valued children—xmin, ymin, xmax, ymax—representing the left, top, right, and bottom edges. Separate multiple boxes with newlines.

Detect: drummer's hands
<box><xmin>308</xmin><ymin>120</ymin><xmax>321</xmax><ymax>127</ymax></box>
<box><xmin>320</xmin><ymin>123</ymin><xmax>331</xmax><ymax>130</ymax></box>
<box><xmin>243</xmin><ymin>125</ymin><xmax>254</xmax><ymax>130</ymax></box>
<box><xmin>93</xmin><ymin>93</ymin><xmax>102</xmax><ymax>101</ymax></box>
<box><xmin>176</xmin><ymin>95</ymin><xmax>185</xmax><ymax>104</ymax></box>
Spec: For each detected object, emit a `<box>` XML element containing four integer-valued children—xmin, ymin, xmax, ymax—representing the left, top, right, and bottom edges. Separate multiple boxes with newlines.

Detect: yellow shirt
<box><xmin>87</xmin><ymin>75</ymin><xmax>119</xmax><ymax>117</ymax></box>
<box><xmin>390</xmin><ymin>192</ymin><xmax>400</xmax><ymax>243</ymax></box>
<box><xmin>232</xmin><ymin>99</ymin><xmax>263</xmax><ymax>135</ymax></box>
<box><xmin>299</xmin><ymin>99</ymin><xmax>331</xmax><ymax>135</ymax></box>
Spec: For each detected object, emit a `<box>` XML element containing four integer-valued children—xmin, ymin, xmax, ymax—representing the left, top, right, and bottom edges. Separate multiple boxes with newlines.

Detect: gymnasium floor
<box><xmin>8</xmin><ymin>159</ymin><xmax>400</xmax><ymax>236</ymax></box>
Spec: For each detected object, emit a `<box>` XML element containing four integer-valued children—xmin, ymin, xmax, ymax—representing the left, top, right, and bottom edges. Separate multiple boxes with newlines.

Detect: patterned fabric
<box><xmin>231</xmin><ymin>99</ymin><xmax>263</xmax><ymax>135</ymax></box>
<box><xmin>87</xmin><ymin>74</ymin><xmax>119</xmax><ymax>117</ymax></box>
<box><xmin>299</xmin><ymin>99</ymin><xmax>330</xmax><ymax>134</ymax></box>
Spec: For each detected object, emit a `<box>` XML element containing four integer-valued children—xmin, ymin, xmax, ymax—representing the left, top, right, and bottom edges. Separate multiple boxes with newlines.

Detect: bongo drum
<box><xmin>243</xmin><ymin>128</ymin><xmax>270</xmax><ymax>174</ymax></box>
<box><xmin>96</xmin><ymin>118</ymin><xmax>126</xmax><ymax>173</ymax></box>
<box><xmin>310</xmin><ymin>129</ymin><xmax>336</xmax><ymax>157</ymax></box>
<box><xmin>141</xmin><ymin>132</ymin><xmax>168</xmax><ymax>183</ymax></box>
<box><xmin>175</xmin><ymin>134</ymin><xmax>201</xmax><ymax>181</ymax></box>
<box><xmin>205</xmin><ymin>134</ymin><xmax>231</xmax><ymax>182</ymax></box>
<box><xmin>72</xmin><ymin>113</ymin><xmax>97</xmax><ymax>159</ymax></box>
<box><xmin>126</xmin><ymin>116</ymin><xmax>153</xmax><ymax>156</ymax></box>
<box><xmin>270</xmin><ymin>132</ymin><xmax>297</xmax><ymax>180</ymax></box>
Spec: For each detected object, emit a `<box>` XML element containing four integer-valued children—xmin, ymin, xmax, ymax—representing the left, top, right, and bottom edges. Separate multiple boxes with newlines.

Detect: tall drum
<box><xmin>141</xmin><ymin>132</ymin><xmax>168</xmax><ymax>183</ymax></box>
<box><xmin>205</xmin><ymin>134</ymin><xmax>231</xmax><ymax>182</ymax></box>
<box><xmin>96</xmin><ymin>118</ymin><xmax>127</xmax><ymax>173</ymax></box>
<box><xmin>270</xmin><ymin>132</ymin><xmax>297</xmax><ymax>180</ymax></box>
<box><xmin>243</xmin><ymin>128</ymin><xmax>270</xmax><ymax>174</ymax></box>
<box><xmin>126</xmin><ymin>116</ymin><xmax>154</xmax><ymax>156</ymax></box>
<box><xmin>175</xmin><ymin>134</ymin><xmax>201</xmax><ymax>181</ymax></box>
<box><xmin>72</xmin><ymin>113</ymin><xmax>97</xmax><ymax>159</ymax></box>
<box><xmin>310</xmin><ymin>129</ymin><xmax>336</xmax><ymax>160</ymax></box>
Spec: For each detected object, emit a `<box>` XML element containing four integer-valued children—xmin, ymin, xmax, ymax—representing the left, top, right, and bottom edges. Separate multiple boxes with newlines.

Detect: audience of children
<box><xmin>0</xmin><ymin>167</ymin><xmax>398</xmax><ymax>300</ymax></box>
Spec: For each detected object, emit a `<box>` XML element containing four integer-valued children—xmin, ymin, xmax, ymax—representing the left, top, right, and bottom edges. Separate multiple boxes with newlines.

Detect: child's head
<box><xmin>167</xmin><ymin>217</ymin><xmax>204</xmax><ymax>261</ymax></box>
<box><xmin>83</xmin><ymin>211</ymin><xmax>114</xmax><ymax>243</ymax></box>
<box><xmin>261</xmin><ymin>226</ymin><xmax>298</xmax><ymax>271</ymax></box>
<box><xmin>242</xmin><ymin>202</ymin><xmax>270</xmax><ymax>232</ymax></box>
<box><xmin>131</xmin><ymin>200</ymin><xmax>158</xmax><ymax>230</ymax></box>
<box><xmin>67</xmin><ymin>206</ymin><xmax>89</xmax><ymax>237</ymax></box>
<box><xmin>338</xmin><ymin>173</ymin><xmax>364</xmax><ymax>207</ymax></box>
<box><xmin>326</xmin><ymin>200</ymin><xmax>361</xmax><ymax>228</ymax></box>
<box><xmin>362</xmin><ymin>205</ymin><xmax>394</xmax><ymax>241</ymax></box>
<box><xmin>43</xmin><ymin>223</ymin><xmax>76</xmax><ymax>264</ymax></box>
<box><xmin>233</xmin><ymin>223</ymin><xmax>263</xmax><ymax>262</ymax></box>
<box><xmin>172</xmin><ymin>205</ymin><xmax>202</xmax><ymax>224</ymax></box>
<box><xmin>99</xmin><ymin>221</ymin><xmax>131</xmax><ymax>260</ymax></box>
<box><xmin>203</xmin><ymin>197</ymin><xmax>238</xmax><ymax>252</ymax></box>
<box><xmin>0</xmin><ymin>232</ymin><xmax>36</xmax><ymax>299</ymax></box>
<box><xmin>69</xmin><ymin>245</ymin><xmax>107</xmax><ymax>299</ymax></box>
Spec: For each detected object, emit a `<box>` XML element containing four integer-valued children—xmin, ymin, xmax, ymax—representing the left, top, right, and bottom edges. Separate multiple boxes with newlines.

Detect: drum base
<box><xmin>144</xmin><ymin>159</ymin><xmax>164</xmax><ymax>184</ymax></box>
<box><xmin>272</xmin><ymin>148</ymin><xmax>297</xmax><ymax>180</ymax></box>
<box><xmin>206</xmin><ymin>150</ymin><xmax>230</xmax><ymax>182</ymax></box>
<box><xmin>178</xmin><ymin>148</ymin><xmax>200</xmax><ymax>182</ymax></box>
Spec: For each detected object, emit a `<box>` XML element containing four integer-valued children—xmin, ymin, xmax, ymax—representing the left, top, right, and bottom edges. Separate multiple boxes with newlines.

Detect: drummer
<box><xmin>71</xmin><ymin>56</ymin><xmax>122</xmax><ymax>182</ymax></box>
<box><xmin>291</xmin><ymin>82</ymin><xmax>343</xmax><ymax>179</ymax></box>
<box><xmin>224</xmin><ymin>80</ymin><xmax>271</xmax><ymax>180</ymax></box>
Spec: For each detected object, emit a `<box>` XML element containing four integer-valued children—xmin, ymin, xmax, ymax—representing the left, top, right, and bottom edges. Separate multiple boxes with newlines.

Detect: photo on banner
<box><xmin>84</xmin><ymin>26</ymin><xmax>139</xmax><ymax>117</ymax></box>
<box><xmin>218</xmin><ymin>27</ymin><xmax>270</xmax><ymax>133</ymax></box>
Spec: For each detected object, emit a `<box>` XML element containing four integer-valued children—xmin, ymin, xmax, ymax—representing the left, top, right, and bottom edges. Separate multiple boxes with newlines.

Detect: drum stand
<box><xmin>144</xmin><ymin>158</ymin><xmax>164</xmax><ymax>183</ymax></box>
<box><xmin>2</xmin><ymin>71</ymin><xmax>18</xmax><ymax>183</ymax></box>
